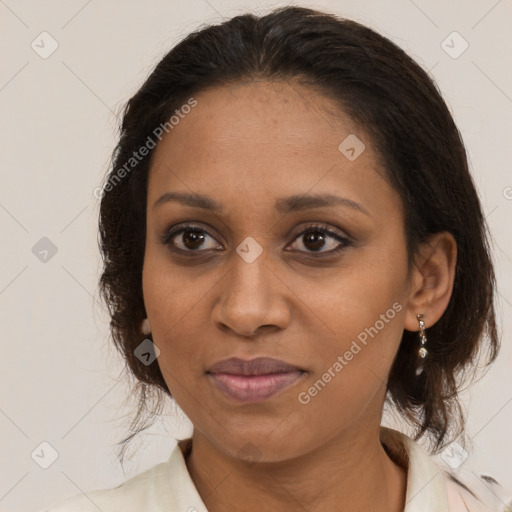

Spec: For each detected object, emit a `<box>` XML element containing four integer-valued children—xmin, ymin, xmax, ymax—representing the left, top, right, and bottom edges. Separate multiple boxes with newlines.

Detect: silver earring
<box><xmin>142</xmin><ymin>318</ymin><xmax>151</xmax><ymax>336</ymax></box>
<box><xmin>415</xmin><ymin>314</ymin><xmax>428</xmax><ymax>376</ymax></box>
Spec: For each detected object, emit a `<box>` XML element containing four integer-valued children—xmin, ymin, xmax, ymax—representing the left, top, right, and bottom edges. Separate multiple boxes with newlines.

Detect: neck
<box><xmin>185</xmin><ymin>426</ymin><xmax>407</xmax><ymax>512</ymax></box>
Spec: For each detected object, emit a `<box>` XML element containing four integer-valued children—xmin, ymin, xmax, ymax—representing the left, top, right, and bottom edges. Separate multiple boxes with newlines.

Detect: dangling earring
<box><xmin>415</xmin><ymin>314</ymin><xmax>428</xmax><ymax>376</ymax></box>
<box><xmin>141</xmin><ymin>318</ymin><xmax>151</xmax><ymax>336</ymax></box>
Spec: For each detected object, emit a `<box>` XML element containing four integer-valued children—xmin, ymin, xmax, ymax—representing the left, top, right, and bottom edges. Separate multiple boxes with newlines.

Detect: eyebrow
<box><xmin>153</xmin><ymin>191</ymin><xmax>370</xmax><ymax>216</ymax></box>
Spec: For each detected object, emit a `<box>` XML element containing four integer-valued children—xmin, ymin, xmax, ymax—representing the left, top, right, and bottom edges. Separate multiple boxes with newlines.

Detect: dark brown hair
<box><xmin>98</xmin><ymin>6</ymin><xmax>499</xmax><ymax>464</ymax></box>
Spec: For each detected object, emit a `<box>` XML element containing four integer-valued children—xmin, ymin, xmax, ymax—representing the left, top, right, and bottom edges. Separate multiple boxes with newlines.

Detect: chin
<box><xmin>208</xmin><ymin>423</ymin><xmax>311</xmax><ymax>465</ymax></box>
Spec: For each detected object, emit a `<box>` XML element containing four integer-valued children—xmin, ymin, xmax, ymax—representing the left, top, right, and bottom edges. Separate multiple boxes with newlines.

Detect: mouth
<box><xmin>206</xmin><ymin>357</ymin><xmax>307</xmax><ymax>403</ymax></box>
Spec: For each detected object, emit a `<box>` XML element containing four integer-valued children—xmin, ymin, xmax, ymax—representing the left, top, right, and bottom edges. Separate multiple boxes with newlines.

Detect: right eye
<box><xmin>161</xmin><ymin>223</ymin><xmax>223</xmax><ymax>253</ymax></box>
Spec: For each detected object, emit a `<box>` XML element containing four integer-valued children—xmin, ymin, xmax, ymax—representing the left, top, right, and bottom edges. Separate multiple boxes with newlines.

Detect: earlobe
<box><xmin>403</xmin><ymin>231</ymin><xmax>457</xmax><ymax>332</ymax></box>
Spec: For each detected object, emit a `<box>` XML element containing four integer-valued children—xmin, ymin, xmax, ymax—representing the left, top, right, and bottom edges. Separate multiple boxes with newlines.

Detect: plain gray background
<box><xmin>1</xmin><ymin>1</ymin><xmax>511</xmax><ymax>511</ymax></box>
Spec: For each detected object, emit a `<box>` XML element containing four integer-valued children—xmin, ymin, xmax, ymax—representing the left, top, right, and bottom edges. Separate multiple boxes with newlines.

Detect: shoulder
<box><xmin>40</xmin><ymin>459</ymin><xmax>177</xmax><ymax>512</ymax></box>
<box><xmin>442</xmin><ymin>470</ymin><xmax>512</xmax><ymax>512</ymax></box>
<box><xmin>380</xmin><ymin>427</ymin><xmax>511</xmax><ymax>512</ymax></box>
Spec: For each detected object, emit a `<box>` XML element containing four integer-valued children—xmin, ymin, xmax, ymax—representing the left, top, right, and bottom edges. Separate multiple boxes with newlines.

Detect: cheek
<box><xmin>295</xmin><ymin>244</ymin><xmax>408</xmax><ymax>395</ymax></box>
<box><xmin>294</xmin><ymin>301</ymin><xmax>405</xmax><ymax>439</ymax></box>
<box><xmin>142</xmin><ymin>250</ymin><xmax>216</xmax><ymax>384</ymax></box>
<box><xmin>142</xmin><ymin>251</ymin><xmax>186</xmax><ymax>349</ymax></box>
<box><xmin>142</xmin><ymin>243</ymin><xmax>206</xmax><ymax>328</ymax></box>
<box><xmin>301</xmin><ymin>245</ymin><xmax>407</xmax><ymax>342</ymax></box>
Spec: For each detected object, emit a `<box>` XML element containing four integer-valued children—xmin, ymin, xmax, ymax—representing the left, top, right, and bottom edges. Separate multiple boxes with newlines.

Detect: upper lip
<box><xmin>207</xmin><ymin>357</ymin><xmax>305</xmax><ymax>376</ymax></box>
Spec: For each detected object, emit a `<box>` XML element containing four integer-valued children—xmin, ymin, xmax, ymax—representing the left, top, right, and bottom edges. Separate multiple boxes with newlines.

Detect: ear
<box><xmin>404</xmin><ymin>232</ymin><xmax>457</xmax><ymax>332</ymax></box>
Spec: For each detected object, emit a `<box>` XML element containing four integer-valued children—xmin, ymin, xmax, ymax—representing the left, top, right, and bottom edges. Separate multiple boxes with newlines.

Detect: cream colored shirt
<box><xmin>41</xmin><ymin>427</ymin><xmax>509</xmax><ymax>511</ymax></box>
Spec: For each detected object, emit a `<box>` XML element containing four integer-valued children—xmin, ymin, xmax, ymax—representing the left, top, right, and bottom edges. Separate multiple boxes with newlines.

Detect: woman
<box><xmin>43</xmin><ymin>6</ymin><xmax>509</xmax><ymax>512</ymax></box>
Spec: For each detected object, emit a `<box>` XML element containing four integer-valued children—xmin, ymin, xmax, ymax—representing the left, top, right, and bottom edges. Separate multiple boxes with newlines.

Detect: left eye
<box><xmin>287</xmin><ymin>225</ymin><xmax>352</xmax><ymax>255</ymax></box>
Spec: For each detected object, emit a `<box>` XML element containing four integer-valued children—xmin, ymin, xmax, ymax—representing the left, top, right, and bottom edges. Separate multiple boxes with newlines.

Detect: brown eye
<box><xmin>180</xmin><ymin>229</ymin><xmax>206</xmax><ymax>250</ymax></box>
<box><xmin>161</xmin><ymin>224</ymin><xmax>222</xmax><ymax>253</ymax></box>
<box><xmin>287</xmin><ymin>224</ymin><xmax>352</xmax><ymax>255</ymax></box>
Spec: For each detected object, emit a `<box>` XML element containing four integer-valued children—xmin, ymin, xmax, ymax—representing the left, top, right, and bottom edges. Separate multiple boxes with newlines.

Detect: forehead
<box><xmin>147</xmin><ymin>80</ymin><xmax>401</xmax><ymax>222</ymax></box>
<box><xmin>167</xmin><ymin>79</ymin><xmax>361</xmax><ymax>151</ymax></box>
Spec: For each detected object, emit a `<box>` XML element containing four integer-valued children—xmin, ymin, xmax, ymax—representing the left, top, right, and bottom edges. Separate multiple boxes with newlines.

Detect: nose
<box><xmin>211</xmin><ymin>249</ymin><xmax>291</xmax><ymax>338</ymax></box>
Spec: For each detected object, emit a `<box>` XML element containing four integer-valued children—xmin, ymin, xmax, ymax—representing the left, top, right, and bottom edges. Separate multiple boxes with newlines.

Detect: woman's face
<box><xmin>143</xmin><ymin>80</ymin><xmax>413</xmax><ymax>461</ymax></box>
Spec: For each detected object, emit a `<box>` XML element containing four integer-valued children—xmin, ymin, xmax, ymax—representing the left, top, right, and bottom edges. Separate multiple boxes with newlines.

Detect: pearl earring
<box><xmin>142</xmin><ymin>318</ymin><xmax>151</xmax><ymax>336</ymax></box>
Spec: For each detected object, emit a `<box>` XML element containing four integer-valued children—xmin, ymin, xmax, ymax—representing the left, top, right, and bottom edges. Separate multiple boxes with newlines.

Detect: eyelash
<box><xmin>160</xmin><ymin>222</ymin><xmax>353</xmax><ymax>257</ymax></box>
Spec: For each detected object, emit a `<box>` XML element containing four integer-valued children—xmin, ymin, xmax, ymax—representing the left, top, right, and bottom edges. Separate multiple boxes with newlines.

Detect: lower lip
<box><xmin>208</xmin><ymin>371</ymin><xmax>305</xmax><ymax>403</ymax></box>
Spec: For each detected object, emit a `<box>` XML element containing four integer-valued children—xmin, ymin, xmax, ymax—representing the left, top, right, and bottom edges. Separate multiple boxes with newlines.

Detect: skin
<box><xmin>142</xmin><ymin>79</ymin><xmax>457</xmax><ymax>512</ymax></box>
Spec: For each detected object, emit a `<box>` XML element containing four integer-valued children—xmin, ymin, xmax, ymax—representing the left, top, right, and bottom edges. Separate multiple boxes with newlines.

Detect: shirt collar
<box><xmin>380</xmin><ymin>426</ymin><xmax>449</xmax><ymax>512</ymax></box>
<box><xmin>166</xmin><ymin>427</ymin><xmax>449</xmax><ymax>512</ymax></box>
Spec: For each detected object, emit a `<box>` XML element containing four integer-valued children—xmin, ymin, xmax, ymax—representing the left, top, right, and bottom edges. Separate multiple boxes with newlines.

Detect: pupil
<box><xmin>305</xmin><ymin>232</ymin><xmax>325</xmax><ymax>251</ymax></box>
<box><xmin>184</xmin><ymin>230</ymin><xmax>204</xmax><ymax>250</ymax></box>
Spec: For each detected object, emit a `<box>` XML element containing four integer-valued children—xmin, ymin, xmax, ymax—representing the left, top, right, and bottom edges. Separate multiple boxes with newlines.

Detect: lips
<box><xmin>208</xmin><ymin>357</ymin><xmax>304</xmax><ymax>375</ymax></box>
<box><xmin>207</xmin><ymin>357</ymin><xmax>306</xmax><ymax>403</ymax></box>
